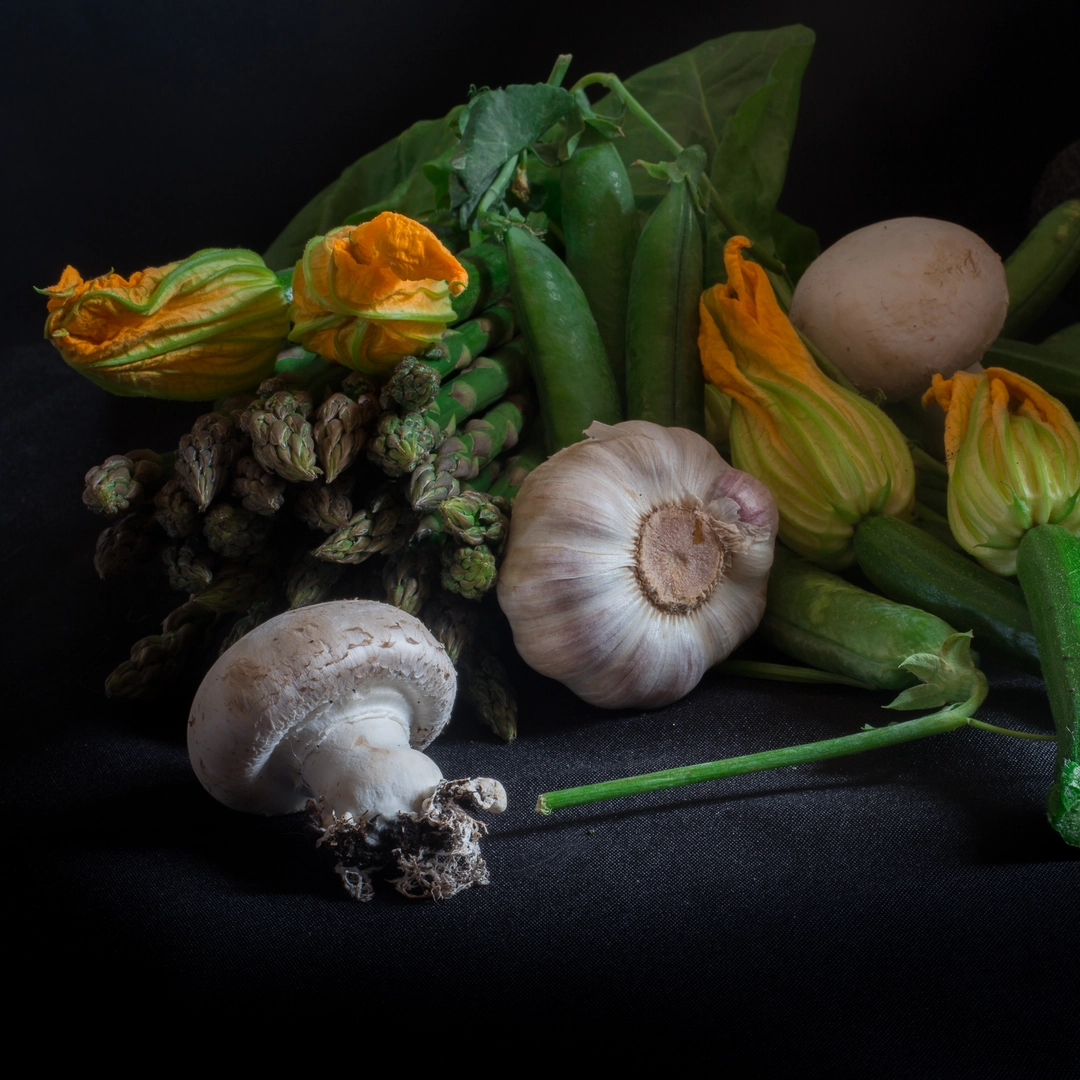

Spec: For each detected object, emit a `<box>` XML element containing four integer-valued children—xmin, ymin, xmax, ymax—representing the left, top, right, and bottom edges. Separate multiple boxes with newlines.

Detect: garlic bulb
<box><xmin>497</xmin><ymin>421</ymin><xmax>779</xmax><ymax>709</ymax></box>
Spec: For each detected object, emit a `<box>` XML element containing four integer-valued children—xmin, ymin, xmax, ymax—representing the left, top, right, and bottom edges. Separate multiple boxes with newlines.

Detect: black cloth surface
<box><xmin>3</xmin><ymin>1</ymin><xmax>1077</xmax><ymax>1069</ymax></box>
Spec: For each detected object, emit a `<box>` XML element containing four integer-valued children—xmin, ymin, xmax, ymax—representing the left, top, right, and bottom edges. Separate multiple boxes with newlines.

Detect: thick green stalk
<box><xmin>427</xmin><ymin>340</ymin><xmax>529</xmax><ymax>436</ymax></box>
<box><xmin>450</xmin><ymin>245</ymin><xmax>511</xmax><ymax>325</ymax></box>
<box><xmin>536</xmin><ymin>700</ymin><xmax>985</xmax><ymax>814</ymax></box>
<box><xmin>547</xmin><ymin>53</ymin><xmax>572</xmax><ymax>88</ymax></box>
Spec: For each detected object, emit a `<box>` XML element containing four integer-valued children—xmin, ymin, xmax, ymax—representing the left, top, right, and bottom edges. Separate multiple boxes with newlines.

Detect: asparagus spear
<box><xmin>232</xmin><ymin>456</ymin><xmax>287</xmax><ymax>516</ymax></box>
<box><xmin>93</xmin><ymin>511</ymin><xmax>161</xmax><ymax>579</ymax></box>
<box><xmin>294</xmin><ymin>473</ymin><xmax>355</xmax><ymax>534</ymax></box>
<box><xmin>175</xmin><ymin>413</ymin><xmax>243</xmax><ymax>510</ymax></box>
<box><xmin>313</xmin><ymin>378</ymin><xmax>381</xmax><ymax>483</ymax></box>
<box><xmin>368</xmin><ymin>339</ymin><xmax>528</xmax><ymax>476</ymax></box>
<box><xmin>441</xmin><ymin>543</ymin><xmax>497</xmax><ymax>599</ymax></box>
<box><xmin>83</xmin><ymin>449</ymin><xmax>171</xmax><ymax>516</ymax></box>
<box><xmin>153</xmin><ymin>477</ymin><xmax>200</xmax><ymax>539</ymax></box>
<box><xmin>163</xmin><ymin>540</ymin><xmax>214</xmax><ymax>594</ymax></box>
<box><xmin>241</xmin><ymin>388</ymin><xmax>321</xmax><ymax>483</ymax></box>
<box><xmin>409</xmin><ymin>395</ymin><xmax>527</xmax><ymax>511</ymax></box>
<box><xmin>487</xmin><ymin>437</ymin><xmax>544</xmax><ymax>502</ymax></box>
<box><xmin>203</xmin><ymin>502</ymin><xmax>274</xmax><ymax>559</ymax></box>
<box><xmin>461</xmin><ymin>651</ymin><xmax>518</xmax><ymax>742</ymax></box>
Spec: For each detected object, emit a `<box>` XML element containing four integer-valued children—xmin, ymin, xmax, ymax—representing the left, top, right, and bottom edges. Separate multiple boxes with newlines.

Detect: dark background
<box><xmin>3</xmin><ymin>0</ymin><xmax>1078</xmax><ymax>1066</ymax></box>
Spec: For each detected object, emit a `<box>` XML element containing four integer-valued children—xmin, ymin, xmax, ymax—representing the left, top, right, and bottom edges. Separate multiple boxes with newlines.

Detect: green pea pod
<box><xmin>1002</xmin><ymin>199</ymin><xmax>1080</xmax><ymax>339</ymax></box>
<box><xmin>760</xmin><ymin>545</ymin><xmax>965</xmax><ymax>692</ymax></box>
<box><xmin>624</xmin><ymin>173</ymin><xmax>705</xmax><ymax>433</ymax></box>
<box><xmin>505</xmin><ymin>226</ymin><xmax>622</xmax><ymax>454</ymax></box>
<box><xmin>560</xmin><ymin>132</ymin><xmax>639</xmax><ymax>395</ymax></box>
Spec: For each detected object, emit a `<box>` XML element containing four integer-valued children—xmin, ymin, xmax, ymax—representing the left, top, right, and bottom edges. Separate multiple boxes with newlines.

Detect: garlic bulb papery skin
<box><xmin>497</xmin><ymin>421</ymin><xmax>779</xmax><ymax>709</ymax></box>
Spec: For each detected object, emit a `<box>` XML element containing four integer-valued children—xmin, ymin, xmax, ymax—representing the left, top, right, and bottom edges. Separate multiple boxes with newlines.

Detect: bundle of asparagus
<box><xmin>84</xmin><ymin>286</ymin><xmax>537</xmax><ymax>742</ymax></box>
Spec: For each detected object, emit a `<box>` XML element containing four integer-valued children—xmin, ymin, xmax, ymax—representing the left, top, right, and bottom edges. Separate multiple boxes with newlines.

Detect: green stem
<box><xmin>571</xmin><ymin>72</ymin><xmax>683</xmax><ymax>156</ymax></box>
<box><xmin>909</xmin><ymin>444</ymin><xmax>949</xmax><ymax>478</ymax></box>
<box><xmin>478</xmin><ymin>155</ymin><xmax>519</xmax><ymax>218</ymax></box>
<box><xmin>795</xmin><ymin>329</ymin><xmax>862</xmax><ymax>394</ymax></box>
<box><xmin>570</xmin><ymin>71</ymin><xmax>788</xmax><ymax>281</ymax></box>
<box><xmin>716</xmin><ymin>658</ymin><xmax>876</xmax><ymax>690</ymax></box>
<box><xmin>914</xmin><ymin>500</ymin><xmax>949</xmax><ymax>525</ymax></box>
<box><xmin>536</xmin><ymin>698</ymin><xmax>984</xmax><ymax>815</ymax></box>
<box><xmin>547</xmin><ymin>54</ymin><xmax>572</xmax><ymax>88</ymax></box>
<box><xmin>543</xmin><ymin>218</ymin><xmax>566</xmax><ymax>246</ymax></box>
<box><xmin>967</xmin><ymin>719</ymin><xmax>1056</xmax><ymax>742</ymax></box>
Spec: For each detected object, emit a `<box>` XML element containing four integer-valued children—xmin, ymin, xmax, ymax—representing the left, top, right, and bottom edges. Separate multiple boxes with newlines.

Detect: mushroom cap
<box><xmin>789</xmin><ymin>217</ymin><xmax>1009</xmax><ymax>401</ymax></box>
<box><xmin>187</xmin><ymin>600</ymin><xmax>456</xmax><ymax>816</ymax></box>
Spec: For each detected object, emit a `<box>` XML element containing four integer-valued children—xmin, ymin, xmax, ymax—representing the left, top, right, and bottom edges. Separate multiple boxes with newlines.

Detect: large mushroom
<box><xmin>187</xmin><ymin>599</ymin><xmax>506</xmax><ymax>900</ymax></box>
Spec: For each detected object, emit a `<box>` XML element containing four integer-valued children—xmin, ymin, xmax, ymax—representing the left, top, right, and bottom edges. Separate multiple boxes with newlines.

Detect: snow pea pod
<box><xmin>624</xmin><ymin>173</ymin><xmax>704</xmax><ymax>432</ymax></box>
<box><xmin>505</xmin><ymin>225</ymin><xmax>621</xmax><ymax>453</ymax></box>
<box><xmin>560</xmin><ymin>132</ymin><xmax>639</xmax><ymax>395</ymax></box>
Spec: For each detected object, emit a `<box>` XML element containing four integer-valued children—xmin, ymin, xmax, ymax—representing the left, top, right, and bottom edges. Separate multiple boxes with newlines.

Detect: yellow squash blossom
<box><xmin>288</xmin><ymin>211</ymin><xmax>468</xmax><ymax>377</ymax></box>
<box><xmin>699</xmin><ymin>236</ymin><xmax>915</xmax><ymax>569</ymax></box>
<box><xmin>924</xmin><ymin>367</ymin><xmax>1080</xmax><ymax>575</ymax></box>
<box><xmin>41</xmin><ymin>249</ymin><xmax>289</xmax><ymax>400</ymax></box>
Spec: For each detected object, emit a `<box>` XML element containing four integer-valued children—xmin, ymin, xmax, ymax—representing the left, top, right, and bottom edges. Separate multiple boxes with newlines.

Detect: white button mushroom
<box><xmin>188</xmin><ymin>599</ymin><xmax>506</xmax><ymax>900</ymax></box>
<box><xmin>788</xmin><ymin>217</ymin><xmax>1009</xmax><ymax>402</ymax></box>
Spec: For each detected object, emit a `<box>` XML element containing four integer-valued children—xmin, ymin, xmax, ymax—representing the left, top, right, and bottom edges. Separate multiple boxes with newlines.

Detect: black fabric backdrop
<box><xmin>3</xmin><ymin>1</ymin><xmax>1078</xmax><ymax>1067</ymax></box>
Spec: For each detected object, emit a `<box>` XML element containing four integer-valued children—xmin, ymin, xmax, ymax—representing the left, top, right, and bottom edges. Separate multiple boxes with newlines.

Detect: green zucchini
<box><xmin>760</xmin><ymin>545</ymin><xmax>963</xmax><ymax>691</ymax></box>
<box><xmin>1002</xmin><ymin>200</ymin><xmax>1080</xmax><ymax>340</ymax></box>
<box><xmin>853</xmin><ymin>515</ymin><xmax>1040</xmax><ymax>676</ymax></box>
<box><xmin>982</xmin><ymin>334</ymin><xmax>1080</xmax><ymax>417</ymax></box>
<box><xmin>1016</xmin><ymin>525</ymin><xmax>1080</xmax><ymax>846</ymax></box>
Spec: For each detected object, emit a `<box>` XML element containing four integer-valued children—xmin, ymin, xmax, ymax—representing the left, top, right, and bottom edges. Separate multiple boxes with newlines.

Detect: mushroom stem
<box><xmin>297</xmin><ymin>703</ymin><xmax>442</xmax><ymax>825</ymax></box>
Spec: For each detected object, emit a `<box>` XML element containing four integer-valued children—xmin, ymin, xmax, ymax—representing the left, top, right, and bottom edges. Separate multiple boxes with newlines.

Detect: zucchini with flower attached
<box><xmin>927</xmin><ymin>365</ymin><xmax>1080</xmax><ymax>846</ymax></box>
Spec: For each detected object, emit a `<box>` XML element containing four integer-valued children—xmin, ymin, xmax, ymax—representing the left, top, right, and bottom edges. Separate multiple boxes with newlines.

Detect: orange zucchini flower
<box><xmin>288</xmin><ymin>212</ymin><xmax>468</xmax><ymax>377</ymax></box>
<box><xmin>699</xmin><ymin>236</ymin><xmax>915</xmax><ymax>569</ymax></box>
<box><xmin>924</xmin><ymin>367</ymin><xmax>1080</xmax><ymax>575</ymax></box>
<box><xmin>41</xmin><ymin>249</ymin><xmax>289</xmax><ymax>400</ymax></box>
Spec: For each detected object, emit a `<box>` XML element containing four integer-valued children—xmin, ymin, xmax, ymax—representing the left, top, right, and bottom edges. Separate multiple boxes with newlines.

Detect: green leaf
<box><xmin>706</xmin><ymin>37</ymin><xmax>814</xmax><ymax>265</ymax></box>
<box><xmin>263</xmin><ymin>106</ymin><xmax>464</xmax><ymax>270</ymax></box>
<box><xmin>771</xmin><ymin>211</ymin><xmax>820</xmax><ymax>286</ymax></box>
<box><xmin>450</xmin><ymin>84</ymin><xmax>575</xmax><ymax>226</ymax></box>
<box><xmin>594</xmin><ymin>26</ymin><xmax>815</xmax><ymax>286</ymax></box>
<box><xmin>634</xmin><ymin>144</ymin><xmax>707</xmax><ymax>187</ymax></box>
<box><xmin>886</xmin><ymin>633</ymin><xmax>983</xmax><ymax>711</ymax></box>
